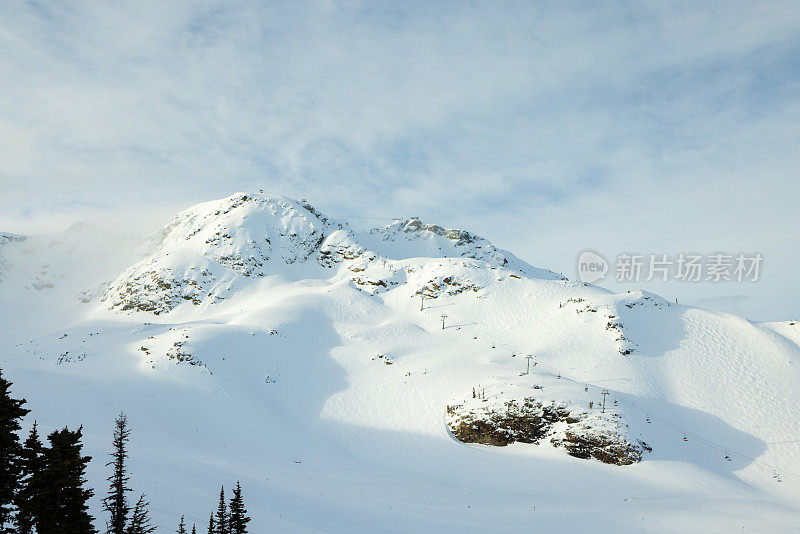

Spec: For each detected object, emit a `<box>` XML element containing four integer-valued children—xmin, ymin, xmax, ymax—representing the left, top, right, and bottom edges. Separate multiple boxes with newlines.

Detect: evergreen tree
<box><xmin>0</xmin><ymin>369</ymin><xmax>29</xmax><ymax>533</ymax></box>
<box><xmin>228</xmin><ymin>482</ymin><xmax>251</xmax><ymax>534</ymax></box>
<box><xmin>14</xmin><ymin>422</ymin><xmax>44</xmax><ymax>534</ymax></box>
<box><xmin>125</xmin><ymin>494</ymin><xmax>156</xmax><ymax>534</ymax></box>
<box><xmin>177</xmin><ymin>515</ymin><xmax>187</xmax><ymax>534</ymax></box>
<box><xmin>214</xmin><ymin>486</ymin><xmax>228</xmax><ymax>534</ymax></box>
<box><xmin>104</xmin><ymin>412</ymin><xmax>132</xmax><ymax>534</ymax></box>
<box><xmin>37</xmin><ymin>426</ymin><xmax>96</xmax><ymax>533</ymax></box>
<box><xmin>206</xmin><ymin>513</ymin><xmax>214</xmax><ymax>534</ymax></box>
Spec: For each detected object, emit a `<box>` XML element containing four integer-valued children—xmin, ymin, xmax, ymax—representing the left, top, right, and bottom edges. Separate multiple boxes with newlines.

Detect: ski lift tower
<box><xmin>601</xmin><ymin>389</ymin><xmax>610</xmax><ymax>413</ymax></box>
<box><xmin>525</xmin><ymin>354</ymin><xmax>534</xmax><ymax>375</ymax></box>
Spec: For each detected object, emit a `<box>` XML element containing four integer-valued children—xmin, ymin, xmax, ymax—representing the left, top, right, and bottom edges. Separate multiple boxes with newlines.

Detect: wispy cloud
<box><xmin>0</xmin><ymin>0</ymin><xmax>798</xmax><ymax>320</ymax></box>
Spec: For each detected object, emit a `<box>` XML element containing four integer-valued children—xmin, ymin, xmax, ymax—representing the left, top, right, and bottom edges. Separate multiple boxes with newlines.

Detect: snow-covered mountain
<box><xmin>98</xmin><ymin>193</ymin><xmax>561</xmax><ymax>315</ymax></box>
<box><xmin>1</xmin><ymin>192</ymin><xmax>799</xmax><ymax>533</ymax></box>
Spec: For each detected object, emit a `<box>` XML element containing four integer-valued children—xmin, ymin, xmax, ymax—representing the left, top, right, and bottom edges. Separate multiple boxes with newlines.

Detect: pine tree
<box><xmin>14</xmin><ymin>422</ymin><xmax>44</xmax><ymax>534</ymax></box>
<box><xmin>0</xmin><ymin>368</ymin><xmax>29</xmax><ymax>533</ymax></box>
<box><xmin>206</xmin><ymin>513</ymin><xmax>214</xmax><ymax>534</ymax></box>
<box><xmin>125</xmin><ymin>494</ymin><xmax>156</xmax><ymax>534</ymax></box>
<box><xmin>104</xmin><ymin>412</ymin><xmax>132</xmax><ymax>534</ymax></box>
<box><xmin>178</xmin><ymin>515</ymin><xmax>187</xmax><ymax>534</ymax></box>
<box><xmin>228</xmin><ymin>481</ymin><xmax>251</xmax><ymax>534</ymax></box>
<box><xmin>37</xmin><ymin>426</ymin><xmax>96</xmax><ymax>533</ymax></box>
<box><xmin>214</xmin><ymin>486</ymin><xmax>228</xmax><ymax>534</ymax></box>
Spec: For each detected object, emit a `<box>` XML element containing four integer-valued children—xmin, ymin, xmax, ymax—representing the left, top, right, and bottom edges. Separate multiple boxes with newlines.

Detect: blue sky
<box><xmin>1</xmin><ymin>0</ymin><xmax>799</xmax><ymax>321</ymax></box>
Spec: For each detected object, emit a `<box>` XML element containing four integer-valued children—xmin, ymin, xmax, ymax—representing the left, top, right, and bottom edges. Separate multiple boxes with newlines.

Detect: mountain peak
<box><xmin>98</xmin><ymin>192</ymin><xmax>560</xmax><ymax>316</ymax></box>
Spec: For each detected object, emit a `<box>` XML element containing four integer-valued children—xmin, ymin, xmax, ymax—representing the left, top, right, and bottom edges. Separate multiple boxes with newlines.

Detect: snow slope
<box><xmin>1</xmin><ymin>192</ymin><xmax>799</xmax><ymax>533</ymax></box>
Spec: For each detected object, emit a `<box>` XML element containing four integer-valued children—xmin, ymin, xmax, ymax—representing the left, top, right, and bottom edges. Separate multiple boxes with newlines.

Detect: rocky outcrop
<box><xmin>446</xmin><ymin>396</ymin><xmax>650</xmax><ymax>465</ymax></box>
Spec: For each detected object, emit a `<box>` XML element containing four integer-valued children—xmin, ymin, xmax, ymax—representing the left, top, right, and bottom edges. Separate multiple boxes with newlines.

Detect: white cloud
<box><xmin>0</xmin><ymin>0</ymin><xmax>798</xmax><ymax>320</ymax></box>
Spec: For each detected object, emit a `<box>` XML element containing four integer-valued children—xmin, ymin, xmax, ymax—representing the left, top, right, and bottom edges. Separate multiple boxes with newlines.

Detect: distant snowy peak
<box><xmin>0</xmin><ymin>225</ymin><xmax>144</xmax><ymax>292</ymax></box>
<box><xmin>100</xmin><ymin>192</ymin><xmax>562</xmax><ymax>315</ymax></box>
<box><xmin>0</xmin><ymin>233</ymin><xmax>26</xmax><ymax>284</ymax></box>
<box><xmin>0</xmin><ymin>232</ymin><xmax>27</xmax><ymax>246</ymax></box>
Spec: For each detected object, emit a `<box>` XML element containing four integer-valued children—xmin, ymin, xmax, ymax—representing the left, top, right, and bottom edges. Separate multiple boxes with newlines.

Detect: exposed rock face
<box><xmin>623</xmin><ymin>291</ymin><xmax>670</xmax><ymax>309</ymax></box>
<box><xmin>447</xmin><ymin>398</ymin><xmax>573</xmax><ymax>446</ymax></box>
<box><xmin>369</xmin><ymin>217</ymin><xmax>537</xmax><ymax>271</ymax></box>
<box><xmin>418</xmin><ymin>275</ymin><xmax>481</xmax><ymax>299</ymax></box>
<box><xmin>399</xmin><ymin>219</ymin><xmax>478</xmax><ymax>245</ymax></box>
<box><xmin>552</xmin><ymin>427</ymin><xmax>651</xmax><ymax>465</ymax></box>
<box><xmin>447</xmin><ymin>396</ymin><xmax>650</xmax><ymax>465</ymax></box>
<box><xmin>102</xmin><ymin>266</ymin><xmax>220</xmax><ymax>315</ymax></box>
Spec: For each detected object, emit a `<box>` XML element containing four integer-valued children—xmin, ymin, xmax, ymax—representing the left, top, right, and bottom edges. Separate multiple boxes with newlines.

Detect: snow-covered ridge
<box><xmin>366</xmin><ymin>217</ymin><xmax>533</xmax><ymax>270</ymax></box>
<box><xmin>99</xmin><ymin>192</ymin><xmax>563</xmax><ymax>315</ymax></box>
